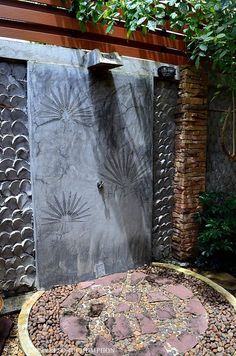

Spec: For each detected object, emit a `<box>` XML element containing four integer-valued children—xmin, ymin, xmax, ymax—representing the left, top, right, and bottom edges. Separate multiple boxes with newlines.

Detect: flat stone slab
<box><xmin>166</xmin><ymin>284</ymin><xmax>193</xmax><ymax>299</ymax></box>
<box><xmin>87</xmin><ymin>287</ymin><xmax>106</xmax><ymax>299</ymax></box>
<box><xmin>77</xmin><ymin>280</ymin><xmax>95</xmax><ymax>290</ymax></box>
<box><xmin>28</xmin><ymin>269</ymin><xmax>211</xmax><ymax>355</ymax></box>
<box><xmin>125</xmin><ymin>292</ymin><xmax>140</xmax><ymax>302</ymax></box>
<box><xmin>115</xmin><ymin>303</ymin><xmax>131</xmax><ymax>313</ymax></box>
<box><xmin>130</xmin><ymin>271</ymin><xmax>147</xmax><ymax>286</ymax></box>
<box><xmin>156</xmin><ymin>304</ymin><xmax>176</xmax><ymax>320</ymax></box>
<box><xmin>188</xmin><ymin>315</ymin><xmax>208</xmax><ymax>334</ymax></box>
<box><xmin>92</xmin><ymin>336</ymin><xmax>122</xmax><ymax>356</ymax></box>
<box><xmin>136</xmin><ymin>314</ymin><xmax>158</xmax><ymax>334</ymax></box>
<box><xmin>112</xmin><ymin>288</ymin><xmax>123</xmax><ymax>297</ymax></box>
<box><xmin>185</xmin><ymin>298</ymin><xmax>207</xmax><ymax>316</ymax></box>
<box><xmin>129</xmin><ymin>342</ymin><xmax>168</xmax><ymax>356</ymax></box>
<box><xmin>60</xmin><ymin>316</ymin><xmax>89</xmax><ymax>341</ymax></box>
<box><xmin>105</xmin><ymin>316</ymin><xmax>133</xmax><ymax>340</ymax></box>
<box><xmin>61</xmin><ymin>289</ymin><xmax>86</xmax><ymax>308</ymax></box>
<box><xmin>147</xmin><ymin>290</ymin><xmax>170</xmax><ymax>302</ymax></box>
<box><xmin>165</xmin><ymin>333</ymin><xmax>198</xmax><ymax>353</ymax></box>
<box><xmin>95</xmin><ymin>273</ymin><xmax>127</xmax><ymax>287</ymax></box>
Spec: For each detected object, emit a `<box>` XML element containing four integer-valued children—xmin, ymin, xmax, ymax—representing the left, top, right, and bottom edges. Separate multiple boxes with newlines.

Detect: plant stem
<box><xmin>233</xmin><ymin>90</ymin><xmax>235</xmax><ymax>156</ymax></box>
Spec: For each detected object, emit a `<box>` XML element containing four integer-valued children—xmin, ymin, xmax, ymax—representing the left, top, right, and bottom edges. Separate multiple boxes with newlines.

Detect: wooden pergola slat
<box><xmin>0</xmin><ymin>0</ymin><xmax>188</xmax><ymax>65</ymax></box>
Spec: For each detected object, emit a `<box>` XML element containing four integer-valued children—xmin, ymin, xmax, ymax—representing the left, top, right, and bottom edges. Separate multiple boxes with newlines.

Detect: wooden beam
<box><xmin>0</xmin><ymin>1</ymin><xmax>187</xmax><ymax>64</ymax></box>
<box><xmin>15</xmin><ymin>0</ymin><xmax>71</xmax><ymax>8</ymax></box>
<box><xmin>0</xmin><ymin>25</ymin><xmax>188</xmax><ymax>65</ymax></box>
<box><xmin>0</xmin><ymin>2</ymin><xmax>185</xmax><ymax>51</ymax></box>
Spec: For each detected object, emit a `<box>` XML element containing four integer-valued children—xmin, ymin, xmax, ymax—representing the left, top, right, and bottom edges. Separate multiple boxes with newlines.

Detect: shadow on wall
<box><xmin>87</xmin><ymin>70</ymin><xmax>153</xmax><ymax>272</ymax></box>
<box><xmin>207</xmin><ymin>88</ymin><xmax>236</xmax><ymax>192</ymax></box>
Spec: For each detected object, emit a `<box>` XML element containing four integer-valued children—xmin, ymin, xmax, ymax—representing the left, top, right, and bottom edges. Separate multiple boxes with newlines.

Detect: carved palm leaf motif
<box><xmin>221</xmin><ymin>99</ymin><xmax>236</xmax><ymax>161</ymax></box>
<box><xmin>100</xmin><ymin>148</ymin><xmax>148</xmax><ymax>192</ymax></box>
<box><xmin>37</xmin><ymin>85</ymin><xmax>94</xmax><ymax>127</ymax></box>
<box><xmin>42</xmin><ymin>192</ymin><xmax>90</xmax><ymax>224</ymax></box>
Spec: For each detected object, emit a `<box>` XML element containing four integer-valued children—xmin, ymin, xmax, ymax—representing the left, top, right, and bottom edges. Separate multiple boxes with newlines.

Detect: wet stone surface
<box><xmin>28</xmin><ymin>267</ymin><xmax>236</xmax><ymax>355</ymax></box>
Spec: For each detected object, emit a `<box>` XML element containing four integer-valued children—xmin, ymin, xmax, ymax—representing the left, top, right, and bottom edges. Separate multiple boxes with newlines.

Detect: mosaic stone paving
<box><xmin>46</xmin><ymin>270</ymin><xmax>208</xmax><ymax>355</ymax></box>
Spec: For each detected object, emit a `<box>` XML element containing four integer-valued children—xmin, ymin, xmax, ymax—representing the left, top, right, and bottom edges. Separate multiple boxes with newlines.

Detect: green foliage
<box><xmin>195</xmin><ymin>192</ymin><xmax>236</xmax><ymax>273</ymax></box>
<box><xmin>71</xmin><ymin>0</ymin><xmax>236</xmax><ymax>92</ymax></box>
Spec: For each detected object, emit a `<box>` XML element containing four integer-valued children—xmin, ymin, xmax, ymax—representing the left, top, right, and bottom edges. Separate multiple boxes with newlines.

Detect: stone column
<box><xmin>172</xmin><ymin>65</ymin><xmax>208</xmax><ymax>260</ymax></box>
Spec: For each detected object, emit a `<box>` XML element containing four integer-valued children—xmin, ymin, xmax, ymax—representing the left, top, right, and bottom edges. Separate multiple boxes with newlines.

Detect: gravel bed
<box><xmin>151</xmin><ymin>267</ymin><xmax>236</xmax><ymax>356</ymax></box>
<box><xmin>27</xmin><ymin>267</ymin><xmax>236</xmax><ymax>355</ymax></box>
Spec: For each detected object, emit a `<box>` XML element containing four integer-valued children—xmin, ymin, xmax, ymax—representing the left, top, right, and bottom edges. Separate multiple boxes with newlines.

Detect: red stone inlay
<box><xmin>60</xmin><ymin>316</ymin><xmax>88</xmax><ymax>341</ymax></box>
<box><xmin>165</xmin><ymin>333</ymin><xmax>198</xmax><ymax>353</ymax></box>
<box><xmin>147</xmin><ymin>290</ymin><xmax>170</xmax><ymax>302</ymax></box>
<box><xmin>136</xmin><ymin>314</ymin><xmax>158</xmax><ymax>334</ymax></box>
<box><xmin>186</xmin><ymin>298</ymin><xmax>207</xmax><ymax>316</ymax></box>
<box><xmin>166</xmin><ymin>284</ymin><xmax>193</xmax><ymax>299</ymax></box>
<box><xmin>33</xmin><ymin>270</ymin><xmax>209</xmax><ymax>354</ymax></box>
<box><xmin>105</xmin><ymin>316</ymin><xmax>133</xmax><ymax>340</ymax></box>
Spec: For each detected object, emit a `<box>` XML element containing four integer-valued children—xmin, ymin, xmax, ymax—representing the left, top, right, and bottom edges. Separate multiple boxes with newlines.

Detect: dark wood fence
<box><xmin>0</xmin><ymin>0</ymin><xmax>188</xmax><ymax>65</ymax></box>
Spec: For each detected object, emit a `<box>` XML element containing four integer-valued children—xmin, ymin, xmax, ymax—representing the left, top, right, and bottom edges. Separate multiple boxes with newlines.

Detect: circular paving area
<box><xmin>27</xmin><ymin>267</ymin><xmax>236</xmax><ymax>355</ymax></box>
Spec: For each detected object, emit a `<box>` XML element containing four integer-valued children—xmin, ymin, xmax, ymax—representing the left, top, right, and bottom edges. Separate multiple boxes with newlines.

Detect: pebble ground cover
<box><xmin>26</xmin><ymin>266</ymin><xmax>236</xmax><ymax>355</ymax></box>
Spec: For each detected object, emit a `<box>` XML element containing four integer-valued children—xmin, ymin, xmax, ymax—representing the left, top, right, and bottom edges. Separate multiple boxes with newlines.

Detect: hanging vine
<box><xmin>221</xmin><ymin>91</ymin><xmax>236</xmax><ymax>161</ymax></box>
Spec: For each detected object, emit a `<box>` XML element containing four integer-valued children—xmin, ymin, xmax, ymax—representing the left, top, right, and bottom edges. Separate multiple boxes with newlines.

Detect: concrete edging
<box><xmin>18</xmin><ymin>290</ymin><xmax>44</xmax><ymax>356</ymax></box>
<box><xmin>152</xmin><ymin>262</ymin><xmax>236</xmax><ymax>312</ymax></box>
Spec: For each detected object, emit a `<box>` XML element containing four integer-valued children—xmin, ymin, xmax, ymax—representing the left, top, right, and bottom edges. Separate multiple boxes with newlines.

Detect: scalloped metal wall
<box><xmin>152</xmin><ymin>80</ymin><xmax>178</xmax><ymax>260</ymax></box>
<box><xmin>0</xmin><ymin>61</ymin><xmax>35</xmax><ymax>295</ymax></box>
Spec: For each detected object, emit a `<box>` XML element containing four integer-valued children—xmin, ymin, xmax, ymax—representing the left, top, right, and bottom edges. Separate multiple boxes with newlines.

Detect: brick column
<box><xmin>172</xmin><ymin>65</ymin><xmax>208</xmax><ymax>260</ymax></box>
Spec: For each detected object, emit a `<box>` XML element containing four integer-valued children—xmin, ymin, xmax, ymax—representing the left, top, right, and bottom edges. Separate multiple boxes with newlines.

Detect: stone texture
<box><xmin>188</xmin><ymin>315</ymin><xmax>208</xmax><ymax>334</ymax></box>
<box><xmin>166</xmin><ymin>284</ymin><xmax>193</xmax><ymax>299</ymax></box>
<box><xmin>156</xmin><ymin>304</ymin><xmax>176</xmax><ymax>320</ymax></box>
<box><xmin>172</xmin><ymin>65</ymin><xmax>208</xmax><ymax>260</ymax></box>
<box><xmin>60</xmin><ymin>315</ymin><xmax>89</xmax><ymax>340</ymax></box>
<box><xmin>77</xmin><ymin>281</ymin><xmax>94</xmax><ymax>290</ymax></box>
<box><xmin>112</xmin><ymin>288</ymin><xmax>123</xmax><ymax>297</ymax></box>
<box><xmin>115</xmin><ymin>303</ymin><xmax>131</xmax><ymax>313</ymax></box>
<box><xmin>92</xmin><ymin>336</ymin><xmax>122</xmax><ymax>356</ymax></box>
<box><xmin>61</xmin><ymin>289</ymin><xmax>86</xmax><ymax>308</ymax></box>
<box><xmin>95</xmin><ymin>273</ymin><xmax>127</xmax><ymax>287</ymax></box>
<box><xmin>126</xmin><ymin>292</ymin><xmax>140</xmax><ymax>303</ymax></box>
<box><xmin>89</xmin><ymin>303</ymin><xmax>104</xmax><ymax>317</ymax></box>
<box><xmin>154</xmin><ymin>277</ymin><xmax>173</xmax><ymax>285</ymax></box>
<box><xmin>0</xmin><ymin>60</ymin><xmax>34</xmax><ymax>294</ymax></box>
<box><xmin>28</xmin><ymin>63</ymin><xmax>153</xmax><ymax>289</ymax></box>
<box><xmin>129</xmin><ymin>342</ymin><xmax>168</xmax><ymax>356</ymax></box>
<box><xmin>88</xmin><ymin>287</ymin><xmax>106</xmax><ymax>300</ymax></box>
<box><xmin>185</xmin><ymin>298</ymin><xmax>207</xmax><ymax>316</ymax></box>
<box><xmin>136</xmin><ymin>314</ymin><xmax>158</xmax><ymax>334</ymax></box>
<box><xmin>147</xmin><ymin>290</ymin><xmax>170</xmax><ymax>302</ymax></box>
<box><xmin>130</xmin><ymin>271</ymin><xmax>147</xmax><ymax>285</ymax></box>
<box><xmin>165</xmin><ymin>333</ymin><xmax>198</xmax><ymax>353</ymax></box>
<box><xmin>152</xmin><ymin>80</ymin><xmax>177</xmax><ymax>261</ymax></box>
<box><xmin>105</xmin><ymin>316</ymin><xmax>133</xmax><ymax>340</ymax></box>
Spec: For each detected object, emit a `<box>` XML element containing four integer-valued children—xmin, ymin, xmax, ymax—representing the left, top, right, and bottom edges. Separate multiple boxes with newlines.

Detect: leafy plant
<box><xmin>195</xmin><ymin>192</ymin><xmax>236</xmax><ymax>273</ymax></box>
<box><xmin>71</xmin><ymin>0</ymin><xmax>236</xmax><ymax>92</ymax></box>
